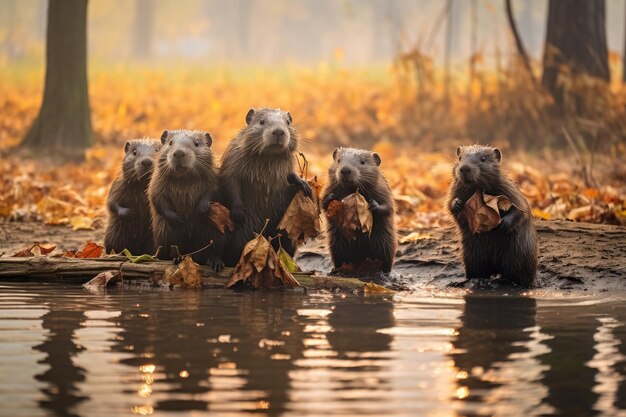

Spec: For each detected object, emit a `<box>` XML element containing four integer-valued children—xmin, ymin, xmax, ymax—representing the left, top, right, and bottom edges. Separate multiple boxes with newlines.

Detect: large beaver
<box><xmin>148</xmin><ymin>129</ymin><xmax>224</xmax><ymax>270</ymax></box>
<box><xmin>322</xmin><ymin>147</ymin><xmax>397</xmax><ymax>273</ymax></box>
<box><xmin>104</xmin><ymin>139</ymin><xmax>160</xmax><ymax>255</ymax></box>
<box><xmin>219</xmin><ymin>108</ymin><xmax>311</xmax><ymax>266</ymax></box>
<box><xmin>448</xmin><ymin>145</ymin><xmax>538</xmax><ymax>287</ymax></box>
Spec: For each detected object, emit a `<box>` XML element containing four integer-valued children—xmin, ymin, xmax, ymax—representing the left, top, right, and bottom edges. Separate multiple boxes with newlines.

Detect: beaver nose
<box><xmin>173</xmin><ymin>149</ymin><xmax>186</xmax><ymax>158</ymax></box>
<box><xmin>460</xmin><ymin>165</ymin><xmax>471</xmax><ymax>174</ymax></box>
<box><xmin>141</xmin><ymin>158</ymin><xmax>153</xmax><ymax>167</ymax></box>
<box><xmin>340</xmin><ymin>167</ymin><xmax>352</xmax><ymax>175</ymax></box>
<box><xmin>272</xmin><ymin>129</ymin><xmax>285</xmax><ymax>140</ymax></box>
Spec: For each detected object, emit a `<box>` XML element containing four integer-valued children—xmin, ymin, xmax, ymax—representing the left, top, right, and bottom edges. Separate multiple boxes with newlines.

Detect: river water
<box><xmin>1</xmin><ymin>282</ymin><xmax>626</xmax><ymax>416</ymax></box>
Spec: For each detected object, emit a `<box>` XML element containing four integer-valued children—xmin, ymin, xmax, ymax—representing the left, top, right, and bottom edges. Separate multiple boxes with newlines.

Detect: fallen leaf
<box><xmin>277</xmin><ymin>191</ymin><xmax>321</xmax><ymax>246</ymax></box>
<box><xmin>12</xmin><ymin>243</ymin><xmax>57</xmax><ymax>257</ymax></box>
<box><xmin>74</xmin><ymin>241</ymin><xmax>104</xmax><ymax>258</ymax></box>
<box><xmin>250</xmin><ymin>234</ymin><xmax>271</xmax><ymax>272</ymax></box>
<box><xmin>325</xmin><ymin>200</ymin><xmax>344</xmax><ymax>225</ymax></box>
<box><xmin>83</xmin><ymin>270</ymin><xmax>122</xmax><ymax>291</ymax></box>
<box><xmin>278</xmin><ymin>247</ymin><xmax>301</xmax><ymax>273</ymax></box>
<box><xmin>328</xmin><ymin>192</ymin><xmax>373</xmax><ymax>240</ymax></box>
<box><xmin>209</xmin><ymin>202</ymin><xmax>235</xmax><ymax>234</ymax></box>
<box><xmin>364</xmin><ymin>282</ymin><xmax>396</xmax><ymax>294</ymax></box>
<box><xmin>399</xmin><ymin>231</ymin><xmax>432</xmax><ymax>244</ymax></box>
<box><xmin>70</xmin><ymin>216</ymin><xmax>94</xmax><ymax>231</ymax></box>
<box><xmin>164</xmin><ymin>256</ymin><xmax>202</xmax><ymax>289</ymax></box>
<box><xmin>122</xmin><ymin>248</ymin><xmax>156</xmax><ymax>263</ymax></box>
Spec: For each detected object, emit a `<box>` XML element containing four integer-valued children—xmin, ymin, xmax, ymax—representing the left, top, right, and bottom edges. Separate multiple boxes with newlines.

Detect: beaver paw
<box><xmin>368</xmin><ymin>199</ymin><xmax>382</xmax><ymax>213</ymax></box>
<box><xmin>322</xmin><ymin>193</ymin><xmax>336</xmax><ymax>210</ymax></box>
<box><xmin>210</xmin><ymin>257</ymin><xmax>224</xmax><ymax>273</ymax></box>
<box><xmin>196</xmin><ymin>201</ymin><xmax>211</xmax><ymax>215</ymax></box>
<box><xmin>451</xmin><ymin>198</ymin><xmax>464</xmax><ymax>216</ymax></box>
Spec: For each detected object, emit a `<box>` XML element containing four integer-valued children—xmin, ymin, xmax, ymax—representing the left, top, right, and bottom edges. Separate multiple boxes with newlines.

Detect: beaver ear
<box><xmin>160</xmin><ymin>130</ymin><xmax>169</xmax><ymax>145</ymax></box>
<box><xmin>245</xmin><ymin>109</ymin><xmax>255</xmax><ymax>125</ymax></box>
<box><xmin>287</xmin><ymin>112</ymin><xmax>293</xmax><ymax>124</ymax></box>
<box><xmin>332</xmin><ymin>148</ymin><xmax>340</xmax><ymax>160</ymax></box>
<box><xmin>124</xmin><ymin>141</ymin><xmax>131</xmax><ymax>154</ymax></box>
<box><xmin>494</xmin><ymin>148</ymin><xmax>502</xmax><ymax>162</ymax></box>
<box><xmin>204</xmin><ymin>132</ymin><xmax>213</xmax><ymax>147</ymax></box>
<box><xmin>456</xmin><ymin>146</ymin><xmax>462</xmax><ymax>158</ymax></box>
<box><xmin>372</xmin><ymin>152</ymin><xmax>382</xmax><ymax>166</ymax></box>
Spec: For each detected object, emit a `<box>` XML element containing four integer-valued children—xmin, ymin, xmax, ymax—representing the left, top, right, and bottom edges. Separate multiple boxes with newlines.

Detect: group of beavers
<box><xmin>104</xmin><ymin>107</ymin><xmax>538</xmax><ymax>287</ymax></box>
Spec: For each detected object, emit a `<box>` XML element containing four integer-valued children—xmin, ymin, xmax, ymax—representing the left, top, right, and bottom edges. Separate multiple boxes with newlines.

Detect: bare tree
<box><xmin>542</xmin><ymin>0</ymin><xmax>609</xmax><ymax>106</ymax></box>
<box><xmin>21</xmin><ymin>0</ymin><xmax>92</xmax><ymax>161</ymax></box>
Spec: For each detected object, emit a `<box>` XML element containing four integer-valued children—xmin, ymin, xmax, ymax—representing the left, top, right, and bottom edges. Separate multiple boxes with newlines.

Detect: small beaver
<box><xmin>448</xmin><ymin>145</ymin><xmax>538</xmax><ymax>287</ymax></box>
<box><xmin>219</xmin><ymin>108</ymin><xmax>311</xmax><ymax>266</ymax></box>
<box><xmin>322</xmin><ymin>147</ymin><xmax>397</xmax><ymax>273</ymax></box>
<box><xmin>104</xmin><ymin>139</ymin><xmax>160</xmax><ymax>255</ymax></box>
<box><xmin>148</xmin><ymin>129</ymin><xmax>224</xmax><ymax>270</ymax></box>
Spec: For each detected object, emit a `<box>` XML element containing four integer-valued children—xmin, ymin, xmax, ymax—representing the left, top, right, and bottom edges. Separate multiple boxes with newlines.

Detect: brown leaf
<box><xmin>209</xmin><ymin>202</ymin><xmax>235</xmax><ymax>234</ymax></box>
<box><xmin>330</xmin><ymin>192</ymin><xmax>373</xmax><ymax>240</ymax></box>
<box><xmin>461</xmin><ymin>191</ymin><xmax>513</xmax><ymax>234</ymax></box>
<box><xmin>83</xmin><ymin>270</ymin><xmax>122</xmax><ymax>291</ymax></box>
<box><xmin>277</xmin><ymin>192</ymin><xmax>321</xmax><ymax>246</ymax></box>
<box><xmin>326</xmin><ymin>200</ymin><xmax>344</xmax><ymax>225</ymax></box>
<box><xmin>74</xmin><ymin>241</ymin><xmax>104</xmax><ymax>258</ymax></box>
<box><xmin>164</xmin><ymin>256</ymin><xmax>202</xmax><ymax>289</ymax></box>
<box><xmin>12</xmin><ymin>243</ymin><xmax>57</xmax><ymax>257</ymax></box>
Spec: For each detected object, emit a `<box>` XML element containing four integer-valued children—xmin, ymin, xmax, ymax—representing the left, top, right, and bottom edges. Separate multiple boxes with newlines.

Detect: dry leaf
<box><xmin>12</xmin><ymin>243</ymin><xmax>57</xmax><ymax>257</ymax></box>
<box><xmin>277</xmin><ymin>191</ymin><xmax>321</xmax><ymax>246</ymax></box>
<box><xmin>83</xmin><ymin>270</ymin><xmax>122</xmax><ymax>291</ymax></box>
<box><xmin>328</xmin><ymin>192</ymin><xmax>373</xmax><ymax>240</ymax></box>
<box><xmin>164</xmin><ymin>256</ymin><xmax>202</xmax><ymax>289</ymax></box>
<box><xmin>226</xmin><ymin>234</ymin><xmax>301</xmax><ymax>290</ymax></box>
<box><xmin>73</xmin><ymin>241</ymin><xmax>104</xmax><ymax>258</ymax></box>
<box><xmin>364</xmin><ymin>282</ymin><xmax>396</xmax><ymax>294</ymax></box>
<box><xmin>209</xmin><ymin>202</ymin><xmax>235</xmax><ymax>234</ymax></box>
<box><xmin>399</xmin><ymin>232</ymin><xmax>432</xmax><ymax>244</ymax></box>
<box><xmin>278</xmin><ymin>247</ymin><xmax>301</xmax><ymax>273</ymax></box>
<box><xmin>70</xmin><ymin>216</ymin><xmax>94</xmax><ymax>231</ymax></box>
<box><xmin>461</xmin><ymin>191</ymin><xmax>513</xmax><ymax>234</ymax></box>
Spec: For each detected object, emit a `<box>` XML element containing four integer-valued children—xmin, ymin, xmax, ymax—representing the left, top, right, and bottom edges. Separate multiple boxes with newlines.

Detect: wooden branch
<box><xmin>0</xmin><ymin>256</ymin><xmax>367</xmax><ymax>292</ymax></box>
<box><xmin>505</xmin><ymin>0</ymin><xmax>536</xmax><ymax>84</ymax></box>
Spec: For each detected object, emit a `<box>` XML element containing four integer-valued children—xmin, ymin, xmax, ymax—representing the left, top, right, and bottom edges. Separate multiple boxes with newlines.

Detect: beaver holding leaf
<box><xmin>322</xmin><ymin>147</ymin><xmax>397</xmax><ymax>274</ymax></box>
<box><xmin>448</xmin><ymin>145</ymin><xmax>537</xmax><ymax>287</ymax></box>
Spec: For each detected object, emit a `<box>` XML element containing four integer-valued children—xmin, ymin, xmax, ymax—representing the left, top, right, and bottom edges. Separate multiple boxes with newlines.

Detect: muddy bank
<box><xmin>1</xmin><ymin>220</ymin><xmax>625</xmax><ymax>292</ymax></box>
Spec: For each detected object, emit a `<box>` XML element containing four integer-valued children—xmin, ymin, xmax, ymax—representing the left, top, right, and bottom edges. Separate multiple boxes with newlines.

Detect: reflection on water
<box><xmin>2</xmin><ymin>283</ymin><xmax>626</xmax><ymax>416</ymax></box>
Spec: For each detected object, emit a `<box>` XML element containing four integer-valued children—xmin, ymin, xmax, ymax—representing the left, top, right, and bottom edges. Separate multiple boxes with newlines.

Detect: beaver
<box><xmin>219</xmin><ymin>108</ymin><xmax>311</xmax><ymax>266</ymax></box>
<box><xmin>104</xmin><ymin>139</ymin><xmax>160</xmax><ymax>255</ymax></box>
<box><xmin>148</xmin><ymin>129</ymin><xmax>224</xmax><ymax>271</ymax></box>
<box><xmin>321</xmin><ymin>147</ymin><xmax>397</xmax><ymax>273</ymax></box>
<box><xmin>447</xmin><ymin>145</ymin><xmax>538</xmax><ymax>287</ymax></box>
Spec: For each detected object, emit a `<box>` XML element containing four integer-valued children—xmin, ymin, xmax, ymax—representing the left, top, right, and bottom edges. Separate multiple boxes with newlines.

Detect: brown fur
<box><xmin>148</xmin><ymin>129</ymin><xmax>224</xmax><ymax>270</ymax></box>
<box><xmin>219</xmin><ymin>108</ymin><xmax>311</xmax><ymax>266</ymax></box>
<box><xmin>104</xmin><ymin>139</ymin><xmax>160</xmax><ymax>255</ymax></box>
<box><xmin>322</xmin><ymin>147</ymin><xmax>397</xmax><ymax>273</ymax></box>
<box><xmin>447</xmin><ymin>145</ymin><xmax>538</xmax><ymax>287</ymax></box>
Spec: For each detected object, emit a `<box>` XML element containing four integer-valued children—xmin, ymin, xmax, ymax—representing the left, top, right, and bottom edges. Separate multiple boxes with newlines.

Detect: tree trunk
<box><xmin>133</xmin><ymin>0</ymin><xmax>154</xmax><ymax>59</ymax></box>
<box><xmin>541</xmin><ymin>0</ymin><xmax>609</xmax><ymax>106</ymax></box>
<box><xmin>21</xmin><ymin>0</ymin><xmax>92</xmax><ymax>161</ymax></box>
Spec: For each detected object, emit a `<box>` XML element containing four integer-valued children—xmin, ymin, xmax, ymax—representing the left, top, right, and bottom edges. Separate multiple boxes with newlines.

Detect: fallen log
<box><xmin>0</xmin><ymin>255</ymin><xmax>367</xmax><ymax>292</ymax></box>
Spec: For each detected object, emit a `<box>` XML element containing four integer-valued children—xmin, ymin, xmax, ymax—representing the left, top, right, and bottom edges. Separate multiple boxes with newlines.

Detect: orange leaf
<box><xmin>74</xmin><ymin>241</ymin><xmax>104</xmax><ymax>258</ymax></box>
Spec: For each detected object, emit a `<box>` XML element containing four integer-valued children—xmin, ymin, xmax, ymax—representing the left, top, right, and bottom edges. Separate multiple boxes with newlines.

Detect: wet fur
<box><xmin>104</xmin><ymin>139</ymin><xmax>160</xmax><ymax>255</ymax></box>
<box><xmin>447</xmin><ymin>145</ymin><xmax>538</xmax><ymax>287</ymax></box>
<box><xmin>148</xmin><ymin>130</ymin><xmax>224</xmax><ymax>269</ymax></box>
<box><xmin>322</xmin><ymin>148</ymin><xmax>397</xmax><ymax>273</ymax></box>
<box><xmin>219</xmin><ymin>108</ymin><xmax>310</xmax><ymax>266</ymax></box>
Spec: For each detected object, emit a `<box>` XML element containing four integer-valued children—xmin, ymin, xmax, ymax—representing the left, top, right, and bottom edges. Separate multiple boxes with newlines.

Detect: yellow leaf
<box><xmin>364</xmin><ymin>282</ymin><xmax>395</xmax><ymax>294</ymax></box>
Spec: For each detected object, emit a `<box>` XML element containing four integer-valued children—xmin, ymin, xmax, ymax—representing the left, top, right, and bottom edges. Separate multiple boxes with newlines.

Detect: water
<box><xmin>1</xmin><ymin>283</ymin><xmax>626</xmax><ymax>417</ymax></box>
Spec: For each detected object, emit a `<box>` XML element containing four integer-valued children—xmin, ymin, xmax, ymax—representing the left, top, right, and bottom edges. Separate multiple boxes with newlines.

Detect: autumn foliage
<box><xmin>0</xmin><ymin>67</ymin><xmax>625</xmax><ymax>231</ymax></box>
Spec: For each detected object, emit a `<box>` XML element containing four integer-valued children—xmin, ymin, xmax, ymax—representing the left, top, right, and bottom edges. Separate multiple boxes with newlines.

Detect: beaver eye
<box><xmin>169</xmin><ymin>140</ymin><xmax>173</xmax><ymax>146</ymax></box>
<box><xmin>337</xmin><ymin>158</ymin><xmax>341</xmax><ymax>163</ymax></box>
<box><xmin>480</xmin><ymin>156</ymin><xmax>487</xmax><ymax>162</ymax></box>
<box><xmin>458</xmin><ymin>154</ymin><xmax>462</xmax><ymax>161</ymax></box>
<box><xmin>155</xmin><ymin>147</ymin><xmax>160</xmax><ymax>152</ymax></box>
<box><xmin>194</xmin><ymin>140</ymin><xmax>200</xmax><ymax>147</ymax></box>
<box><xmin>132</xmin><ymin>149</ymin><xmax>137</xmax><ymax>156</ymax></box>
<box><xmin>260</xmin><ymin>120</ymin><xmax>265</xmax><ymax>125</ymax></box>
<box><xmin>360</xmin><ymin>160</ymin><xmax>365</xmax><ymax>165</ymax></box>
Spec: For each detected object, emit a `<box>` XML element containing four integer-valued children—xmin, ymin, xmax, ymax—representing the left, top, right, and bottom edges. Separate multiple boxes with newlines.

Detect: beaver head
<box><xmin>159</xmin><ymin>130</ymin><xmax>214</xmax><ymax>177</ymax></box>
<box><xmin>122</xmin><ymin>139</ymin><xmax>160</xmax><ymax>182</ymax></box>
<box><xmin>330</xmin><ymin>147</ymin><xmax>382</xmax><ymax>191</ymax></box>
<box><xmin>240</xmin><ymin>108</ymin><xmax>297</xmax><ymax>156</ymax></box>
<box><xmin>454</xmin><ymin>145</ymin><xmax>503</xmax><ymax>189</ymax></box>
